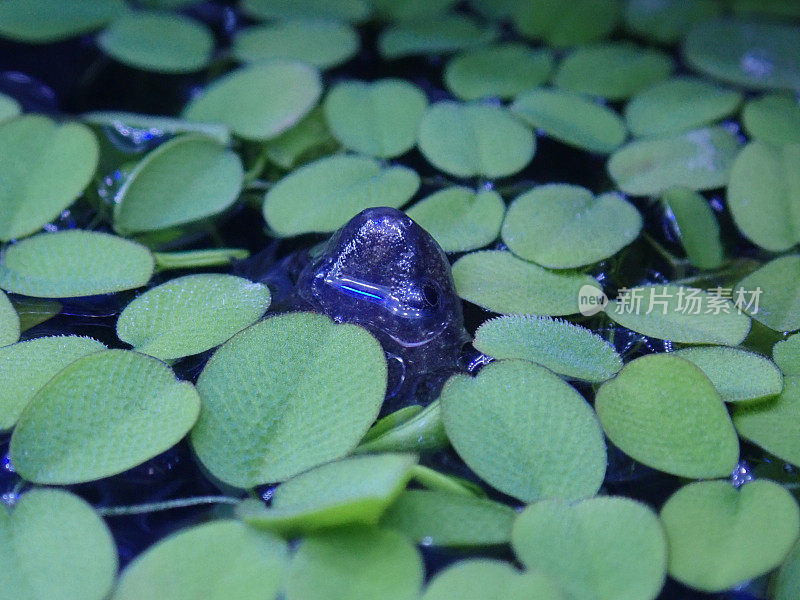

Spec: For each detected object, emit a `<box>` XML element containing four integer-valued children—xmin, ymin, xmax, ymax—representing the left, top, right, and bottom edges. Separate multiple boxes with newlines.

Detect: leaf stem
<box><xmin>153</xmin><ymin>248</ymin><xmax>250</xmax><ymax>270</ymax></box>
<box><xmin>96</xmin><ymin>496</ymin><xmax>241</xmax><ymax>517</ymax></box>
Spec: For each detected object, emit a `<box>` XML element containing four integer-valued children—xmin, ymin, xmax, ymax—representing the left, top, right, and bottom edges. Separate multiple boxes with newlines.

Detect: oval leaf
<box><xmin>662</xmin><ymin>186</ymin><xmax>724</xmax><ymax>269</ymax></box>
<box><xmin>422</xmin><ymin>559</ymin><xmax>564</xmax><ymax>600</ymax></box>
<box><xmin>0</xmin><ymin>0</ymin><xmax>125</xmax><ymax>43</ymax></box>
<box><xmin>742</xmin><ymin>93</ymin><xmax>800</xmax><ymax>146</ymax></box>
<box><xmin>736</xmin><ymin>254</ymin><xmax>800</xmax><ymax>332</ymax></box>
<box><xmin>0</xmin><ymin>290</ymin><xmax>19</xmax><ymax>347</ymax></box>
<box><xmin>379</xmin><ymin>15</ymin><xmax>496</xmax><ymax>59</ymax></box>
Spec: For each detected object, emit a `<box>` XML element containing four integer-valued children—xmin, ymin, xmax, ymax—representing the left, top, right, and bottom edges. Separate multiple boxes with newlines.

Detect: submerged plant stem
<box><xmin>97</xmin><ymin>495</ymin><xmax>241</xmax><ymax>516</ymax></box>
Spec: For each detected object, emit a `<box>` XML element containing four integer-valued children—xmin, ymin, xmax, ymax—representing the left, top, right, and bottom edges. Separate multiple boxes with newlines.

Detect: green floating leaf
<box><xmin>774</xmin><ymin>333</ymin><xmax>800</xmax><ymax>375</ymax></box>
<box><xmin>662</xmin><ymin>187</ymin><xmax>724</xmax><ymax>269</ymax></box>
<box><xmin>112</xmin><ymin>520</ymin><xmax>287</xmax><ymax>600</ymax></box>
<box><xmin>114</xmin><ymin>135</ymin><xmax>243</xmax><ymax>234</ymax></box>
<box><xmin>672</xmin><ymin>346</ymin><xmax>783</xmax><ymax>403</ymax></box>
<box><xmin>0</xmin><ymin>335</ymin><xmax>105</xmax><ymax>430</ymax></box>
<box><xmin>683</xmin><ymin>17</ymin><xmax>800</xmax><ymax>91</ymax></box>
<box><xmin>625</xmin><ymin>77</ymin><xmax>742</xmax><ymax>138</ymax></box>
<box><xmin>242</xmin><ymin>0</ymin><xmax>370</xmax><ymax>23</ymax></box>
<box><xmin>82</xmin><ymin>111</ymin><xmax>231</xmax><ymax>146</ymax></box>
<box><xmin>239</xmin><ymin>453</ymin><xmax>417</xmax><ymax>536</ymax></box>
<box><xmin>379</xmin><ymin>15</ymin><xmax>497</xmax><ymax>59</ymax></box>
<box><xmin>0</xmin><ymin>115</ymin><xmax>99</xmax><ymax>242</ymax></box>
<box><xmin>263</xmin><ymin>154</ymin><xmax>419</xmax><ymax>237</ymax></box>
<box><xmin>285</xmin><ymin>527</ymin><xmax>423</xmax><ymax>600</ymax></box>
<box><xmin>511</xmin><ymin>87</ymin><xmax>627</xmax><ymax>154</ymax></box>
<box><xmin>624</xmin><ymin>0</ymin><xmax>722</xmax><ymax>44</ymax></box>
<box><xmin>98</xmin><ymin>12</ymin><xmax>213</xmax><ymax>74</ymax></box>
<box><xmin>727</xmin><ymin>141</ymin><xmax>800</xmax><ymax>252</ymax></box>
<box><xmin>323</xmin><ymin>79</ymin><xmax>427</xmax><ymax>158</ymax></box>
<box><xmin>0</xmin><ymin>290</ymin><xmax>19</xmax><ymax>348</ymax></box>
<box><xmin>233</xmin><ymin>20</ymin><xmax>359</xmax><ymax>69</ymax></box>
<box><xmin>418</xmin><ymin>102</ymin><xmax>535</xmax><ymax>179</ymax></box>
<box><xmin>356</xmin><ymin>401</ymin><xmax>447</xmax><ymax>454</ymax></box>
<box><xmin>775</xmin><ymin>538</ymin><xmax>800</xmax><ymax>600</ymax></box>
<box><xmin>191</xmin><ymin>312</ymin><xmax>386</xmax><ymax>488</ymax></box>
<box><xmin>452</xmin><ymin>250</ymin><xmax>600</xmax><ymax>316</ymax></box>
<box><xmin>608</xmin><ymin>126</ymin><xmax>741</xmax><ymax>196</ymax></box>
<box><xmin>11</xmin><ymin>298</ymin><xmax>61</xmax><ymax>332</ymax></box>
<box><xmin>117</xmin><ymin>274</ymin><xmax>270</xmax><ymax>361</ymax></box>
<box><xmin>0</xmin><ymin>231</ymin><xmax>154</xmax><ymax>298</ymax></box>
<box><xmin>0</xmin><ymin>0</ymin><xmax>125</xmax><ymax>43</ymax></box>
<box><xmin>0</xmin><ymin>93</ymin><xmax>20</xmax><ymax>124</ymax></box>
<box><xmin>512</xmin><ymin>0</ymin><xmax>621</xmax><ymax>47</ymax></box>
<box><xmin>595</xmin><ymin>354</ymin><xmax>739</xmax><ymax>478</ymax></box>
<box><xmin>183</xmin><ymin>62</ymin><xmax>322</xmax><ymax>141</ymax></box>
<box><xmin>444</xmin><ymin>43</ymin><xmax>554</xmax><ymax>101</ymax></box>
<box><xmin>264</xmin><ymin>106</ymin><xmax>336</xmax><ymax>169</ymax></box>
<box><xmin>152</xmin><ymin>248</ymin><xmax>249</xmax><ymax>271</ymax></box>
<box><xmin>11</xmin><ymin>349</ymin><xmax>200</xmax><ymax>484</ymax></box>
<box><xmin>372</xmin><ymin>0</ymin><xmax>455</xmax><ymax>21</ymax></box>
<box><xmin>555</xmin><ymin>42</ymin><xmax>674</xmax><ymax>100</ymax></box>
<box><xmin>511</xmin><ymin>497</ymin><xmax>666</xmax><ymax>600</ymax></box>
<box><xmin>736</xmin><ymin>254</ymin><xmax>800</xmax><ymax>332</ymax></box>
<box><xmin>441</xmin><ymin>360</ymin><xmax>606</xmax><ymax>502</ymax></box>
<box><xmin>0</xmin><ymin>489</ymin><xmax>117</xmax><ymax>600</ymax></box>
<box><xmin>660</xmin><ymin>479</ymin><xmax>800</xmax><ymax>592</ymax></box>
<box><xmin>502</xmin><ymin>184</ymin><xmax>641</xmax><ymax>268</ymax></box>
<box><xmin>742</xmin><ymin>93</ymin><xmax>800</xmax><ymax>146</ymax></box>
<box><xmin>733</xmin><ymin>375</ymin><xmax>800</xmax><ymax>467</ymax></box>
<box><xmin>422</xmin><ymin>559</ymin><xmax>565</xmax><ymax>600</ymax></box>
<box><xmin>473</xmin><ymin>315</ymin><xmax>622</xmax><ymax>383</ymax></box>
<box><xmin>406</xmin><ymin>186</ymin><xmax>504</xmax><ymax>253</ymax></box>
<box><xmin>381</xmin><ymin>490</ymin><xmax>515</xmax><ymax>547</ymax></box>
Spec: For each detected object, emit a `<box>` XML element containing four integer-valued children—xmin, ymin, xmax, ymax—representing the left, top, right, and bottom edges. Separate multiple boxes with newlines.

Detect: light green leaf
<box><xmin>0</xmin><ymin>290</ymin><xmax>19</xmax><ymax>348</ymax></box>
<box><xmin>263</xmin><ymin>154</ymin><xmax>419</xmax><ymax>236</ymax></box>
<box><xmin>441</xmin><ymin>360</ymin><xmax>607</xmax><ymax>502</ymax></box>
<box><xmin>355</xmin><ymin>401</ymin><xmax>447</xmax><ymax>454</ymax></box>
<box><xmin>595</xmin><ymin>354</ymin><xmax>740</xmax><ymax>478</ymax></box>
<box><xmin>263</xmin><ymin>106</ymin><xmax>336</xmax><ymax>169</ymax></box>
<box><xmin>511</xmin><ymin>496</ymin><xmax>667</xmax><ymax>600</ymax></box>
<box><xmin>512</xmin><ymin>0</ymin><xmax>621</xmax><ymax>47</ymax></box>
<box><xmin>0</xmin><ymin>489</ymin><xmax>117</xmax><ymax>600</ymax></box>
<box><xmin>0</xmin><ymin>93</ymin><xmax>20</xmax><ymax>124</ymax></box>
<box><xmin>379</xmin><ymin>15</ymin><xmax>497</xmax><ymax>59</ymax></box>
<box><xmin>774</xmin><ymin>333</ymin><xmax>800</xmax><ymax>375</ymax></box>
<box><xmin>0</xmin><ymin>231</ymin><xmax>154</xmax><ymax>298</ymax></box>
<box><xmin>0</xmin><ymin>115</ymin><xmax>98</xmax><ymax>242</ymax></box>
<box><xmin>624</xmin><ymin>0</ymin><xmax>722</xmax><ymax>44</ymax></box>
<box><xmin>422</xmin><ymin>560</ymin><xmax>565</xmax><ymax>600</ymax></box>
<box><xmin>116</xmin><ymin>274</ymin><xmax>270</xmax><ymax>360</ymax></box>
<box><xmin>452</xmin><ymin>250</ymin><xmax>600</xmax><ymax>316</ymax></box>
<box><xmin>0</xmin><ymin>0</ymin><xmax>125</xmax><ymax>43</ymax></box>
<box><xmin>418</xmin><ymin>102</ymin><xmax>535</xmax><ymax>178</ymax></box>
<box><xmin>323</xmin><ymin>79</ymin><xmax>427</xmax><ymax>158</ymax></box>
<box><xmin>10</xmin><ymin>349</ymin><xmax>200</xmax><ymax>484</ymax></box>
<box><xmin>775</xmin><ymin>538</ymin><xmax>800</xmax><ymax>600</ymax></box>
<box><xmin>473</xmin><ymin>315</ymin><xmax>622</xmax><ymax>382</ymax></box>
<box><xmin>183</xmin><ymin>62</ymin><xmax>322</xmax><ymax>141</ymax></box>
<box><xmin>191</xmin><ymin>312</ymin><xmax>386</xmax><ymax>488</ymax></box>
<box><xmin>662</xmin><ymin>187</ymin><xmax>724</xmax><ymax>269</ymax></box>
<box><xmin>660</xmin><ymin>479</ymin><xmax>800</xmax><ymax>592</ymax></box>
<box><xmin>0</xmin><ymin>335</ymin><xmax>105</xmax><ymax>430</ymax></box>
<box><xmin>112</xmin><ymin>520</ymin><xmax>288</xmax><ymax>600</ymax></box>
<box><xmin>736</xmin><ymin>254</ymin><xmax>800</xmax><ymax>332</ymax></box>
<box><xmin>608</xmin><ymin>126</ymin><xmax>742</xmax><ymax>196</ymax></box>
<box><xmin>372</xmin><ymin>0</ymin><xmax>455</xmax><ymax>21</ymax></box>
<box><xmin>241</xmin><ymin>0</ymin><xmax>371</xmax><ymax>23</ymax></box>
<box><xmin>83</xmin><ymin>110</ymin><xmax>231</xmax><ymax>148</ymax></box>
<box><xmin>742</xmin><ymin>93</ymin><xmax>800</xmax><ymax>146</ymax></box>
<box><xmin>406</xmin><ymin>187</ymin><xmax>504</xmax><ymax>253</ymax></box>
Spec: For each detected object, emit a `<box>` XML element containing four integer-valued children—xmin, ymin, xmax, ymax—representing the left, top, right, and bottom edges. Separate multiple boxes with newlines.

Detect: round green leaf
<box><xmin>263</xmin><ymin>154</ymin><xmax>419</xmax><ymax>237</ymax></box>
<box><xmin>0</xmin><ymin>93</ymin><xmax>20</xmax><ymax>124</ymax></box>
<box><xmin>0</xmin><ymin>231</ymin><xmax>154</xmax><ymax>298</ymax></box>
<box><xmin>422</xmin><ymin>560</ymin><xmax>565</xmax><ymax>600</ymax></box>
<box><xmin>117</xmin><ymin>274</ymin><xmax>271</xmax><ymax>360</ymax></box>
<box><xmin>624</xmin><ymin>0</ymin><xmax>722</xmax><ymax>44</ymax></box>
<box><xmin>444</xmin><ymin>43</ymin><xmax>554</xmax><ymax>101</ymax></box>
<box><xmin>774</xmin><ymin>333</ymin><xmax>800</xmax><ymax>376</ymax></box>
<box><xmin>0</xmin><ymin>335</ymin><xmax>105</xmax><ymax>430</ymax></box>
<box><xmin>473</xmin><ymin>315</ymin><xmax>622</xmax><ymax>383</ymax></box>
<box><xmin>323</xmin><ymin>79</ymin><xmax>427</xmax><ymax>158</ymax></box>
<box><xmin>775</xmin><ymin>538</ymin><xmax>800</xmax><ymax>600</ymax></box>
<box><xmin>554</xmin><ymin>43</ymin><xmax>674</xmax><ymax>100</ymax></box>
<box><xmin>727</xmin><ymin>141</ymin><xmax>800</xmax><ymax>252</ymax></box>
<box><xmin>379</xmin><ymin>15</ymin><xmax>497</xmax><ymax>59</ymax></box>
<box><xmin>608</xmin><ymin>126</ymin><xmax>741</xmax><ymax>196</ymax></box>
<box><xmin>405</xmin><ymin>186</ymin><xmax>504</xmax><ymax>253</ymax></box>
<box><xmin>233</xmin><ymin>21</ymin><xmax>359</xmax><ymax>69</ymax></box>
<box><xmin>0</xmin><ymin>0</ymin><xmax>125</xmax><ymax>43</ymax></box>
<box><xmin>662</xmin><ymin>187</ymin><xmax>724</xmax><ymax>269</ymax></box>
<box><xmin>0</xmin><ymin>290</ymin><xmax>19</xmax><ymax>348</ymax></box>
<box><xmin>263</xmin><ymin>106</ymin><xmax>335</xmax><ymax>169</ymax></box>
<box><xmin>10</xmin><ymin>349</ymin><xmax>200</xmax><ymax>484</ymax></box>
<box><xmin>742</xmin><ymin>93</ymin><xmax>800</xmax><ymax>146</ymax></box>
<box><xmin>82</xmin><ymin>111</ymin><xmax>231</xmax><ymax>146</ymax></box>
<box><xmin>736</xmin><ymin>254</ymin><xmax>800</xmax><ymax>332</ymax></box>
<box><xmin>672</xmin><ymin>346</ymin><xmax>783</xmax><ymax>403</ymax></box>
<box><xmin>183</xmin><ymin>62</ymin><xmax>322</xmax><ymax>141</ymax></box>
<box><xmin>112</xmin><ymin>520</ymin><xmax>287</xmax><ymax>600</ymax></box>
<box><xmin>510</xmin><ymin>87</ymin><xmax>627</xmax><ymax>154</ymax></box>
<box><xmin>624</xmin><ymin>77</ymin><xmax>742</xmax><ymax>138</ymax></box>
<box><xmin>0</xmin><ymin>489</ymin><xmax>117</xmax><ymax>600</ymax></box>
<box><xmin>238</xmin><ymin>453</ymin><xmax>417</xmax><ymax>536</ymax></box>
<box><xmin>0</xmin><ymin>115</ymin><xmax>99</xmax><ymax>242</ymax></box>
<box><xmin>660</xmin><ymin>479</ymin><xmax>800</xmax><ymax>592</ymax></box>
<box><xmin>512</xmin><ymin>496</ymin><xmax>666</xmax><ymax>600</ymax></box>
<box><xmin>190</xmin><ymin>312</ymin><xmax>386</xmax><ymax>488</ymax></box>
<box><xmin>441</xmin><ymin>360</ymin><xmax>607</xmax><ymax>502</ymax></box>
<box><xmin>683</xmin><ymin>17</ymin><xmax>800</xmax><ymax>91</ymax></box>
<box><xmin>242</xmin><ymin>0</ymin><xmax>370</xmax><ymax>23</ymax></box>
<box><xmin>502</xmin><ymin>184</ymin><xmax>641</xmax><ymax>268</ymax></box>
<box><xmin>285</xmin><ymin>527</ymin><xmax>423</xmax><ymax>600</ymax></box>
<box><xmin>512</xmin><ymin>0</ymin><xmax>621</xmax><ymax>47</ymax></box>
<box><xmin>452</xmin><ymin>250</ymin><xmax>601</xmax><ymax>316</ymax></box>
<box><xmin>381</xmin><ymin>490</ymin><xmax>516</xmax><ymax>547</ymax></box>
<box><xmin>113</xmin><ymin>135</ymin><xmax>243</xmax><ymax>234</ymax></box>
<box><xmin>98</xmin><ymin>12</ymin><xmax>213</xmax><ymax>74</ymax></box>
<box><xmin>595</xmin><ymin>354</ymin><xmax>740</xmax><ymax>478</ymax></box>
